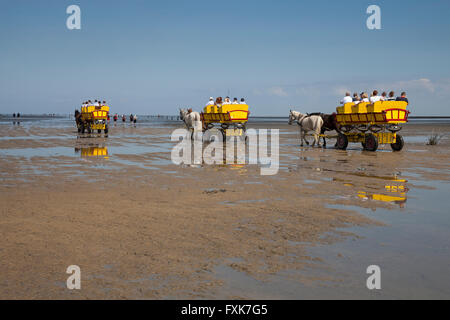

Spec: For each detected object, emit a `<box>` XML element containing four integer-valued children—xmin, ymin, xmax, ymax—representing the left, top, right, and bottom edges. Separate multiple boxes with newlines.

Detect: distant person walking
<box><xmin>129</xmin><ymin>114</ymin><xmax>133</xmax><ymax>122</ymax></box>
<box><xmin>13</xmin><ymin>113</ymin><xmax>16</xmax><ymax>118</ymax></box>
<box><xmin>133</xmin><ymin>114</ymin><xmax>137</xmax><ymax>123</ymax></box>
<box><xmin>122</xmin><ymin>114</ymin><xmax>126</xmax><ymax>122</ymax></box>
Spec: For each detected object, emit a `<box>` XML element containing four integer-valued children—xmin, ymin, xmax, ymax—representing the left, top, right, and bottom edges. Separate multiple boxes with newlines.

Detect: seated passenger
<box><xmin>381</xmin><ymin>92</ymin><xmax>387</xmax><ymax>101</ymax></box>
<box><xmin>369</xmin><ymin>90</ymin><xmax>382</xmax><ymax>103</ymax></box>
<box><xmin>205</xmin><ymin>97</ymin><xmax>214</xmax><ymax>106</ymax></box>
<box><xmin>352</xmin><ymin>93</ymin><xmax>360</xmax><ymax>104</ymax></box>
<box><xmin>240</xmin><ymin>98</ymin><xmax>246</xmax><ymax>104</ymax></box>
<box><xmin>102</xmin><ymin>100</ymin><xmax>107</xmax><ymax>106</ymax></box>
<box><xmin>396</xmin><ymin>92</ymin><xmax>409</xmax><ymax>104</ymax></box>
<box><xmin>223</xmin><ymin>96</ymin><xmax>231</xmax><ymax>105</ymax></box>
<box><xmin>387</xmin><ymin>91</ymin><xmax>396</xmax><ymax>101</ymax></box>
<box><xmin>232</xmin><ymin>97</ymin><xmax>239</xmax><ymax>104</ymax></box>
<box><xmin>215</xmin><ymin>97</ymin><xmax>223</xmax><ymax>106</ymax></box>
<box><xmin>340</xmin><ymin>92</ymin><xmax>353</xmax><ymax>105</ymax></box>
<box><xmin>360</xmin><ymin>92</ymin><xmax>369</xmax><ymax>103</ymax></box>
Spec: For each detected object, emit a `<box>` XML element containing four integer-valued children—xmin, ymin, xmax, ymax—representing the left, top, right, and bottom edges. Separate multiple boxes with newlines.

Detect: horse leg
<box><xmin>304</xmin><ymin>130</ymin><xmax>310</xmax><ymax>146</ymax></box>
<box><xmin>314</xmin><ymin>128</ymin><xmax>321</xmax><ymax>147</ymax></box>
<box><xmin>321</xmin><ymin>128</ymin><xmax>326</xmax><ymax>147</ymax></box>
<box><xmin>300</xmin><ymin>129</ymin><xmax>304</xmax><ymax>147</ymax></box>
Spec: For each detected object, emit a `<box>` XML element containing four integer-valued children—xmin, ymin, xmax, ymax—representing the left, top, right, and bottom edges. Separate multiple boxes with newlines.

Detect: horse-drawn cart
<box><xmin>201</xmin><ymin>104</ymin><xmax>250</xmax><ymax>140</ymax></box>
<box><xmin>76</xmin><ymin>105</ymin><xmax>110</xmax><ymax>135</ymax></box>
<box><xmin>334</xmin><ymin>101</ymin><xmax>410</xmax><ymax>151</ymax></box>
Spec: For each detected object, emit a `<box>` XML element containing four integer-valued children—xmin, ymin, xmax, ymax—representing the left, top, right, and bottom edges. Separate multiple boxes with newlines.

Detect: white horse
<box><xmin>288</xmin><ymin>109</ymin><xmax>324</xmax><ymax>147</ymax></box>
<box><xmin>179</xmin><ymin>108</ymin><xmax>203</xmax><ymax>139</ymax></box>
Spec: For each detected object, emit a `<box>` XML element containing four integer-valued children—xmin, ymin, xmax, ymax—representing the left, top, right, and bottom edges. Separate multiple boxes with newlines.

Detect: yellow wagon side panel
<box><xmin>220</xmin><ymin>104</ymin><xmax>249</xmax><ymax>113</ymax></box>
<box><xmin>367</xmin><ymin>101</ymin><xmax>407</xmax><ymax>113</ymax></box>
<box><xmin>351</xmin><ymin>102</ymin><xmax>369</xmax><ymax>114</ymax></box>
<box><xmin>336</xmin><ymin>103</ymin><xmax>354</xmax><ymax>114</ymax></box>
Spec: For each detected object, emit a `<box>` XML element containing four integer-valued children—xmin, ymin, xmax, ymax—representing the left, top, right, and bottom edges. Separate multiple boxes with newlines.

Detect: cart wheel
<box><xmin>104</xmin><ymin>127</ymin><xmax>109</xmax><ymax>135</ymax></box>
<box><xmin>98</xmin><ymin>129</ymin><xmax>101</xmax><ymax>134</ymax></box>
<box><xmin>77</xmin><ymin>126</ymin><xmax>81</xmax><ymax>133</ymax></box>
<box><xmin>81</xmin><ymin>125</ymin><xmax>85</xmax><ymax>134</ymax></box>
<box><xmin>391</xmin><ymin>134</ymin><xmax>404</xmax><ymax>152</ymax></box>
<box><xmin>336</xmin><ymin>133</ymin><xmax>348</xmax><ymax>150</ymax></box>
<box><xmin>364</xmin><ymin>133</ymin><xmax>378</xmax><ymax>151</ymax></box>
<box><xmin>87</xmin><ymin>126</ymin><xmax>92</xmax><ymax>134</ymax></box>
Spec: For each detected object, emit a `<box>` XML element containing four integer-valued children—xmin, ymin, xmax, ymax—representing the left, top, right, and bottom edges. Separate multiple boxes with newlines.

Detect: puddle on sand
<box><xmin>211</xmin><ymin>171</ymin><xmax>449</xmax><ymax>299</ymax></box>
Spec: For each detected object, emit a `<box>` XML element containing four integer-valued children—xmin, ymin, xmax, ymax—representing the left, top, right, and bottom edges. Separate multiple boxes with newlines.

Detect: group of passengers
<box><xmin>205</xmin><ymin>96</ymin><xmax>246</xmax><ymax>107</ymax></box>
<box><xmin>340</xmin><ymin>91</ymin><xmax>408</xmax><ymax>105</ymax></box>
<box><xmin>81</xmin><ymin>99</ymin><xmax>107</xmax><ymax>107</ymax></box>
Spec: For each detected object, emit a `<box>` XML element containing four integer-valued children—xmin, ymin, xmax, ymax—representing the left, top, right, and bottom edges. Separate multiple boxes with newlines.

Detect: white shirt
<box><xmin>369</xmin><ymin>96</ymin><xmax>382</xmax><ymax>103</ymax></box>
<box><xmin>232</xmin><ymin>101</ymin><xmax>239</xmax><ymax>104</ymax></box>
<box><xmin>340</xmin><ymin>96</ymin><xmax>353</xmax><ymax>104</ymax></box>
<box><xmin>223</xmin><ymin>101</ymin><xmax>231</xmax><ymax>105</ymax></box>
<box><xmin>361</xmin><ymin>98</ymin><xmax>369</xmax><ymax>102</ymax></box>
<box><xmin>205</xmin><ymin>100</ymin><xmax>214</xmax><ymax>106</ymax></box>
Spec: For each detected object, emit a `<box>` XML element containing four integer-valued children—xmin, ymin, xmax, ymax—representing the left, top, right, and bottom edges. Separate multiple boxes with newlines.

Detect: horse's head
<box><xmin>288</xmin><ymin>109</ymin><xmax>300</xmax><ymax>125</ymax></box>
<box><xmin>288</xmin><ymin>110</ymin><xmax>294</xmax><ymax>125</ymax></box>
<box><xmin>179</xmin><ymin>108</ymin><xmax>187</xmax><ymax>121</ymax></box>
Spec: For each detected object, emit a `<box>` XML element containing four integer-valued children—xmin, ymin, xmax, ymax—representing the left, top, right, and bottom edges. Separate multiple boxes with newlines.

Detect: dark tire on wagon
<box><xmin>391</xmin><ymin>134</ymin><xmax>404</xmax><ymax>152</ymax></box>
<box><xmin>336</xmin><ymin>133</ymin><xmax>348</xmax><ymax>150</ymax></box>
<box><xmin>364</xmin><ymin>133</ymin><xmax>378</xmax><ymax>152</ymax></box>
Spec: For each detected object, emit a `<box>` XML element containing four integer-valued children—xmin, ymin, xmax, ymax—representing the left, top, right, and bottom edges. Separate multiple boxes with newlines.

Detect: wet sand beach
<box><xmin>0</xmin><ymin>118</ymin><xmax>449</xmax><ymax>299</ymax></box>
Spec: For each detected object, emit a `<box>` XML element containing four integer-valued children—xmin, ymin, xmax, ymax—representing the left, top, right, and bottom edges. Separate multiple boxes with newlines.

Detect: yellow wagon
<box><xmin>77</xmin><ymin>105</ymin><xmax>110</xmax><ymax>135</ymax></box>
<box><xmin>334</xmin><ymin>101</ymin><xmax>410</xmax><ymax>151</ymax></box>
<box><xmin>201</xmin><ymin>104</ymin><xmax>250</xmax><ymax>140</ymax></box>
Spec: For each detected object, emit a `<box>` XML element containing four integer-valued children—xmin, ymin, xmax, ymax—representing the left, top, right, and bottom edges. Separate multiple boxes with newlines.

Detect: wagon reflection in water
<box><xmin>74</xmin><ymin>144</ymin><xmax>109</xmax><ymax>159</ymax></box>
<box><xmin>334</xmin><ymin>174</ymin><xmax>408</xmax><ymax>207</ymax></box>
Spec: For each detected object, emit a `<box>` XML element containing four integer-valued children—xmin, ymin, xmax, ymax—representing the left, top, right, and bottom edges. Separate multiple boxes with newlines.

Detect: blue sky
<box><xmin>0</xmin><ymin>0</ymin><xmax>449</xmax><ymax>115</ymax></box>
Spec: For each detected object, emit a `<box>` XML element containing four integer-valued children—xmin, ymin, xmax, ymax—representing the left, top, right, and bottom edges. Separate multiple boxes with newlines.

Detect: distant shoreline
<box><xmin>1</xmin><ymin>114</ymin><xmax>450</xmax><ymax>119</ymax></box>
